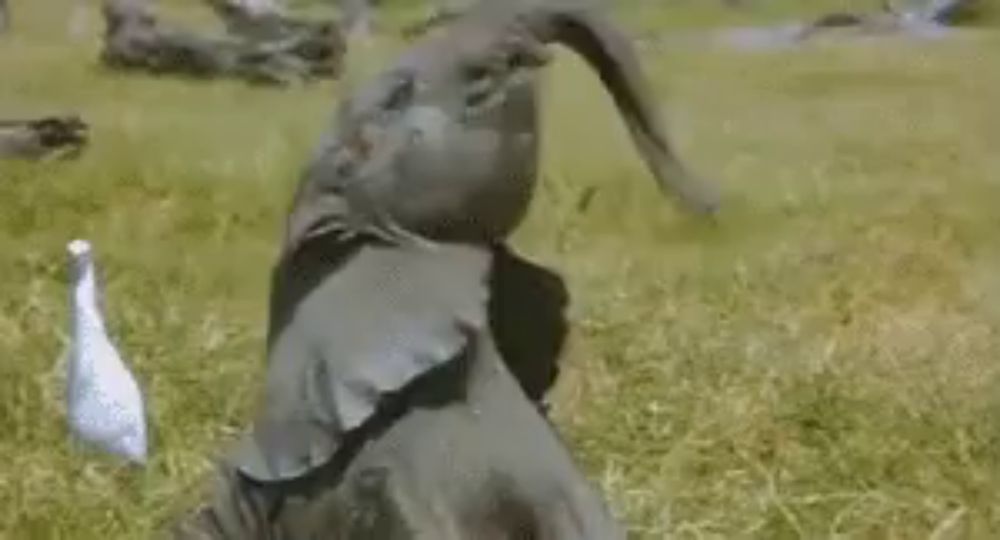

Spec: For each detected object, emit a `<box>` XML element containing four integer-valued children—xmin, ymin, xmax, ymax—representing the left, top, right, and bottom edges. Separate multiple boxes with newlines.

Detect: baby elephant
<box><xmin>100</xmin><ymin>0</ymin><xmax>341</xmax><ymax>85</ymax></box>
<box><xmin>169</xmin><ymin>1</ymin><xmax>715</xmax><ymax>538</ymax></box>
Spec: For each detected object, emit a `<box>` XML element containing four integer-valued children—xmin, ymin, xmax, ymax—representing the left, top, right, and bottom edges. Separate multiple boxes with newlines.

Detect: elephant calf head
<box><xmin>284</xmin><ymin>0</ymin><xmax>720</xmax><ymax>254</ymax></box>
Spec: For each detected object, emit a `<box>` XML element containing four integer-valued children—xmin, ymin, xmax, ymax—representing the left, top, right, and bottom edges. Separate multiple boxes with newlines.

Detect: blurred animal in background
<box><xmin>100</xmin><ymin>0</ymin><xmax>344</xmax><ymax>86</ymax></box>
<box><xmin>338</xmin><ymin>0</ymin><xmax>373</xmax><ymax>41</ymax></box>
<box><xmin>638</xmin><ymin>0</ymin><xmax>982</xmax><ymax>53</ymax></box>
<box><xmin>203</xmin><ymin>0</ymin><xmax>345</xmax><ymax>75</ymax></box>
<box><xmin>65</xmin><ymin>239</ymin><xmax>149</xmax><ymax>465</ymax></box>
<box><xmin>791</xmin><ymin>0</ymin><xmax>978</xmax><ymax>42</ymax></box>
<box><xmin>886</xmin><ymin>0</ymin><xmax>980</xmax><ymax>25</ymax></box>
<box><xmin>0</xmin><ymin>116</ymin><xmax>89</xmax><ymax>161</ymax></box>
<box><xmin>206</xmin><ymin>0</ymin><xmax>309</xmax><ymax>41</ymax></box>
<box><xmin>0</xmin><ymin>0</ymin><xmax>9</xmax><ymax>35</ymax></box>
<box><xmin>775</xmin><ymin>0</ymin><xmax>983</xmax><ymax>44</ymax></box>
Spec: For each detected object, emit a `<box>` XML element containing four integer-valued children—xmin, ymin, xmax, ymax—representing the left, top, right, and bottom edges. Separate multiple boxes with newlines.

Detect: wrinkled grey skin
<box><xmin>101</xmin><ymin>0</ymin><xmax>341</xmax><ymax>85</ymax></box>
<box><xmin>169</xmin><ymin>238</ymin><xmax>611</xmax><ymax>539</ymax></box>
<box><xmin>0</xmin><ymin>116</ymin><xmax>89</xmax><ymax>160</ymax></box>
<box><xmin>203</xmin><ymin>0</ymin><xmax>345</xmax><ymax>76</ymax></box>
<box><xmin>169</xmin><ymin>2</ymin><xmax>713</xmax><ymax>537</ymax></box>
<box><xmin>171</xmin><ymin>243</ymin><xmax>602</xmax><ymax>539</ymax></box>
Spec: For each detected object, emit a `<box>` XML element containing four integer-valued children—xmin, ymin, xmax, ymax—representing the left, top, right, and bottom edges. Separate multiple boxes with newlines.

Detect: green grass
<box><xmin>2</xmin><ymin>0</ymin><xmax>999</xmax><ymax>538</ymax></box>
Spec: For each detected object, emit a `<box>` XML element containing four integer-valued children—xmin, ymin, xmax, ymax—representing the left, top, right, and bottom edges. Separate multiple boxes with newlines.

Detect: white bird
<box><xmin>65</xmin><ymin>239</ymin><xmax>148</xmax><ymax>464</ymax></box>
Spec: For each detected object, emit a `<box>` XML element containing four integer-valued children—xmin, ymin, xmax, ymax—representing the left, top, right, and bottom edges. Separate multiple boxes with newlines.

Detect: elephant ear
<box><xmin>231</xmin><ymin>239</ymin><xmax>492</xmax><ymax>482</ymax></box>
<box><xmin>519</xmin><ymin>0</ymin><xmax>721</xmax><ymax>215</ymax></box>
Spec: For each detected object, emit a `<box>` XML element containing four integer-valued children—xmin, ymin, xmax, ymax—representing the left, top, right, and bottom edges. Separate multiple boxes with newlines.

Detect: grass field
<box><xmin>2</xmin><ymin>0</ymin><xmax>999</xmax><ymax>538</ymax></box>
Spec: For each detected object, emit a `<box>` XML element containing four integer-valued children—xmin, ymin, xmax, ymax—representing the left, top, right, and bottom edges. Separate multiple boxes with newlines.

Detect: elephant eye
<box><xmin>462</xmin><ymin>64</ymin><xmax>491</xmax><ymax>84</ymax></box>
<box><xmin>506</xmin><ymin>51</ymin><xmax>528</xmax><ymax>69</ymax></box>
<box><xmin>381</xmin><ymin>74</ymin><xmax>415</xmax><ymax>111</ymax></box>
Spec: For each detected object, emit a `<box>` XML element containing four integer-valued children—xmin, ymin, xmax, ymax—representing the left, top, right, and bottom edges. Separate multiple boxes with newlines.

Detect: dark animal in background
<box><xmin>100</xmin><ymin>0</ymin><xmax>344</xmax><ymax>85</ymax></box>
<box><xmin>795</xmin><ymin>0</ymin><xmax>981</xmax><ymax>41</ymax></box>
<box><xmin>635</xmin><ymin>0</ymin><xmax>982</xmax><ymax>53</ymax></box>
<box><xmin>885</xmin><ymin>0</ymin><xmax>980</xmax><ymax>25</ymax></box>
<box><xmin>0</xmin><ymin>0</ymin><xmax>9</xmax><ymax>35</ymax></box>
<box><xmin>169</xmin><ymin>0</ymin><xmax>718</xmax><ymax>538</ymax></box>
<box><xmin>203</xmin><ymin>0</ymin><xmax>345</xmax><ymax>75</ymax></box>
<box><xmin>0</xmin><ymin>116</ymin><xmax>89</xmax><ymax>160</ymax></box>
<box><xmin>205</xmin><ymin>0</ymin><xmax>325</xmax><ymax>41</ymax></box>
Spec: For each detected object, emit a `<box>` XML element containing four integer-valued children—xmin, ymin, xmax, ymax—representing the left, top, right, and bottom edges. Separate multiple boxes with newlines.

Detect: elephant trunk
<box><xmin>522</xmin><ymin>1</ymin><xmax>720</xmax><ymax>215</ymax></box>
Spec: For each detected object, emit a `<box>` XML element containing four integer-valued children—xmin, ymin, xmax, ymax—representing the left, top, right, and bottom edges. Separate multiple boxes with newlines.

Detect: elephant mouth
<box><xmin>285</xmin><ymin>193</ymin><xmax>358</xmax><ymax>254</ymax></box>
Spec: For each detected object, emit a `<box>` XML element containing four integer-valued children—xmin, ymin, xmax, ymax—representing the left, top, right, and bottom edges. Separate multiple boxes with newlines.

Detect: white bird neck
<box><xmin>71</xmin><ymin>261</ymin><xmax>108</xmax><ymax>336</ymax></box>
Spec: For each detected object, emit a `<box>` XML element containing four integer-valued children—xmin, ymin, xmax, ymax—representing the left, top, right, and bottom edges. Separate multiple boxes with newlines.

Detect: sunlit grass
<box><xmin>1</xmin><ymin>0</ymin><xmax>999</xmax><ymax>537</ymax></box>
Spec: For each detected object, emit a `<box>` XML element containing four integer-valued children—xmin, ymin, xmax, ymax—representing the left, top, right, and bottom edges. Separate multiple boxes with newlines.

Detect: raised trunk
<box><xmin>523</xmin><ymin>1</ymin><xmax>720</xmax><ymax>214</ymax></box>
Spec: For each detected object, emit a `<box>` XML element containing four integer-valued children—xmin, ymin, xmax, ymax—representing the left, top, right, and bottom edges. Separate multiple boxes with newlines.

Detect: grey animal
<box><xmin>0</xmin><ymin>116</ymin><xmax>89</xmax><ymax>160</ymax></box>
<box><xmin>203</xmin><ymin>0</ymin><xmax>346</xmax><ymax>76</ymax></box>
<box><xmin>101</xmin><ymin>0</ymin><xmax>341</xmax><ymax>85</ymax></box>
<box><xmin>793</xmin><ymin>0</ymin><xmax>980</xmax><ymax>41</ymax></box>
<box><xmin>171</xmin><ymin>244</ymin><xmax>585</xmax><ymax>539</ymax></box>
<box><xmin>169</xmin><ymin>1</ymin><xmax>716</xmax><ymax>537</ymax></box>
<box><xmin>204</xmin><ymin>0</ymin><xmax>297</xmax><ymax>41</ymax></box>
<box><xmin>885</xmin><ymin>0</ymin><xmax>979</xmax><ymax>25</ymax></box>
<box><xmin>204</xmin><ymin>0</ymin><xmax>342</xmax><ymax>45</ymax></box>
<box><xmin>638</xmin><ymin>0</ymin><xmax>981</xmax><ymax>53</ymax></box>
